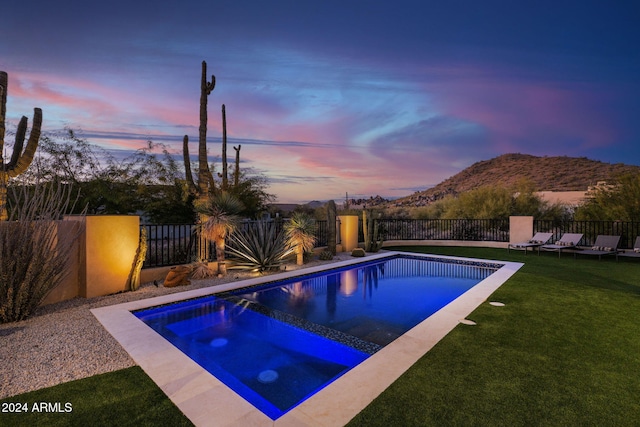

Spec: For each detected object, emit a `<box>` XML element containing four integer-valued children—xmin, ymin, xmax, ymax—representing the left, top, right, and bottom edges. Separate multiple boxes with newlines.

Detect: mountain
<box><xmin>391</xmin><ymin>153</ymin><xmax>640</xmax><ymax>208</ymax></box>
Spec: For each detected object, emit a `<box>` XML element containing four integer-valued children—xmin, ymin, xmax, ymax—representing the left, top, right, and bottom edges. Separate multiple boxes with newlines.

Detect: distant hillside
<box><xmin>392</xmin><ymin>153</ymin><xmax>640</xmax><ymax>207</ymax></box>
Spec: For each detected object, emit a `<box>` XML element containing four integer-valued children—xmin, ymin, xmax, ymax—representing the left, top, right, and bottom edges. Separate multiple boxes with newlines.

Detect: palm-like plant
<box><xmin>196</xmin><ymin>192</ymin><xmax>243</xmax><ymax>276</ymax></box>
<box><xmin>284</xmin><ymin>212</ymin><xmax>317</xmax><ymax>265</ymax></box>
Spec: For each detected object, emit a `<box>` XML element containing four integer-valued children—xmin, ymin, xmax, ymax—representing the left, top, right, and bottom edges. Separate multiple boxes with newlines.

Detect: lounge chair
<box><xmin>540</xmin><ymin>233</ymin><xmax>584</xmax><ymax>258</ymax></box>
<box><xmin>573</xmin><ymin>235</ymin><xmax>620</xmax><ymax>261</ymax></box>
<box><xmin>507</xmin><ymin>232</ymin><xmax>553</xmax><ymax>255</ymax></box>
<box><xmin>616</xmin><ymin>236</ymin><xmax>640</xmax><ymax>260</ymax></box>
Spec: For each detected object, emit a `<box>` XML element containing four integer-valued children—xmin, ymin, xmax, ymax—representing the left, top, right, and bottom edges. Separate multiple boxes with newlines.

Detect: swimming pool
<box><xmin>133</xmin><ymin>255</ymin><xmax>499</xmax><ymax>419</ymax></box>
<box><xmin>92</xmin><ymin>251</ymin><xmax>523</xmax><ymax>426</ymax></box>
<box><xmin>134</xmin><ymin>296</ymin><xmax>370</xmax><ymax>419</ymax></box>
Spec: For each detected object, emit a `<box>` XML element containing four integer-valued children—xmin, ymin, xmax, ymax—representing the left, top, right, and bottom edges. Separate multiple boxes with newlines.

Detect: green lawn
<box><xmin>3</xmin><ymin>247</ymin><xmax>640</xmax><ymax>426</ymax></box>
<box><xmin>349</xmin><ymin>247</ymin><xmax>640</xmax><ymax>426</ymax></box>
<box><xmin>0</xmin><ymin>367</ymin><xmax>191</xmax><ymax>426</ymax></box>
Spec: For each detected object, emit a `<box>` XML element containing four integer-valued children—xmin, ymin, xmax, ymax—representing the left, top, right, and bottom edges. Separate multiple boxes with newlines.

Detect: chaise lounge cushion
<box><xmin>574</xmin><ymin>235</ymin><xmax>620</xmax><ymax>260</ymax></box>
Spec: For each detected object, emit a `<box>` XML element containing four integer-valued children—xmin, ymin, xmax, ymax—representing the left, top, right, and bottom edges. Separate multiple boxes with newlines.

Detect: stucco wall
<box><xmin>40</xmin><ymin>221</ymin><xmax>83</xmax><ymax>305</ymax></box>
<box><xmin>82</xmin><ymin>216</ymin><xmax>140</xmax><ymax>298</ymax></box>
<box><xmin>338</xmin><ymin>215</ymin><xmax>359</xmax><ymax>252</ymax></box>
<box><xmin>509</xmin><ymin>216</ymin><xmax>534</xmax><ymax>244</ymax></box>
<box><xmin>60</xmin><ymin>215</ymin><xmax>140</xmax><ymax>300</ymax></box>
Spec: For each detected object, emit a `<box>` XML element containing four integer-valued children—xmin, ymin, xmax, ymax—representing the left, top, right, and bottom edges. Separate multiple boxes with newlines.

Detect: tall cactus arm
<box><xmin>8</xmin><ymin>108</ymin><xmax>41</xmax><ymax>177</ymax></box>
<box><xmin>198</xmin><ymin>61</ymin><xmax>216</xmax><ymax>196</ymax></box>
<box><xmin>0</xmin><ymin>71</ymin><xmax>42</xmax><ymax>221</ymax></box>
<box><xmin>233</xmin><ymin>144</ymin><xmax>241</xmax><ymax>188</ymax></box>
<box><xmin>202</xmin><ymin>60</ymin><xmax>216</xmax><ymax>95</ymax></box>
<box><xmin>205</xmin><ymin>76</ymin><xmax>215</xmax><ymax>94</ymax></box>
<box><xmin>204</xmin><ymin>162</ymin><xmax>216</xmax><ymax>193</ymax></box>
<box><xmin>0</xmin><ymin>72</ymin><xmax>7</xmax><ymax>158</ymax></box>
<box><xmin>222</xmin><ymin>104</ymin><xmax>228</xmax><ymax>190</ymax></box>
<box><xmin>7</xmin><ymin>116</ymin><xmax>28</xmax><ymax>168</ymax></box>
<box><xmin>183</xmin><ymin>135</ymin><xmax>198</xmax><ymax>194</ymax></box>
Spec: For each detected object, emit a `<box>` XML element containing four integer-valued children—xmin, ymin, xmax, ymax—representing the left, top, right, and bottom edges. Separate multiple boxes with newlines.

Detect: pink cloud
<box><xmin>7</xmin><ymin>70</ymin><xmax>195</xmax><ymax>137</ymax></box>
<box><xmin>425</xmin><ymin>71</ymin><xmax>619</xmax><ymax>154</ymax></box>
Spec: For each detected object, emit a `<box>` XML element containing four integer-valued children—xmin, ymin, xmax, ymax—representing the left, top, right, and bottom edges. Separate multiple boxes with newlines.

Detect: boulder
<box><xmin>163</xmin><ymin>265</ymin><xmax>191</xmax><ymax>287</ymax></box>
<box><xmin>351</xmin><ymin>248</ymin><xmax>366</xmax><ymax>257</ymax></box>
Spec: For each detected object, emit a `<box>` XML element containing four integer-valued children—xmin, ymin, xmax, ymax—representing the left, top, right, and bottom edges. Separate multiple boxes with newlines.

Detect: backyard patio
<box><xmin>2</xmin><ymin>246</ymin><xmax>640</xmax><ymax>426</ymax></box>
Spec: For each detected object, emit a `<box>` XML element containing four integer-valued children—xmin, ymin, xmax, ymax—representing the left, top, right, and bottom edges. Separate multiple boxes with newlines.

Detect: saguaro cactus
<box><xmin>0</xmin><ymin>71</ymin><xmax>43</xmax><ymax>221</ymax></box>
<box><xmin>362</xmin><ymin>208</ymin><xmax>383</xmax><ymax>252</ymax></box>
<box><xmin>221</xmin><ymin>104</ymin><xmax>228</xmax><ymax>190</ymax></box>
<box><xmin>233</xmin><ymin>144</ymin><xmax>241</xmax><ymax>188</ymax></box>
<box><xmin>183</xmin><ymin>61</ymin><xmax>216</xmax><ymax>202</ymax></box>
<box><xmin>183</xmin><ymin>61</ymin><xmax>217</xmax><ymax>261</ymax></box>
<box><xmin>327</xmin><ymin>200</ymin><xmax>337</xmax><ymax>255</ymax></box>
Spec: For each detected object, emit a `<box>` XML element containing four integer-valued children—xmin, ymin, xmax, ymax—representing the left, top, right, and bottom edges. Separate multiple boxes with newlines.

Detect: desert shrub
<box><xmin>441</xmin><ymin>186</ymin><xmax>512</xmax><ymax>219</ymax></box>
<box><xmin>319</xmin><ymin>250</ymin><xmax>334</xmax><ymax>260</ymax></box>
<box><xmin>0</xmin><ymin>183</ymin><xmax>84</xmax><ymax>323</ymax></box>
<box><xmin>226</xmin><ymin>221</ymin><xmax>294</xmax><ymax>273</ymax></box>
<box><xmin>413</xmin><ymin>196</ymin><xmax>457</xmax><ymax>219</ymax></box>
<box><xmin>413</xmin><ymin>180</ymin><xmax>569</xmax><ymax>222</ymax></box>
<box><xmin>575</xmin><ymin>173</ymin><xmax>640</xmax><ymax>221</ymax></box>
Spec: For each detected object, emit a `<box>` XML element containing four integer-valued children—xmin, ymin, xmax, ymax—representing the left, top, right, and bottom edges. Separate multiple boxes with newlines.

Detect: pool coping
<box><xmin>91</xmin><ymin>251</ymin><xmax>523</xmax><ymax>426</ymax></box>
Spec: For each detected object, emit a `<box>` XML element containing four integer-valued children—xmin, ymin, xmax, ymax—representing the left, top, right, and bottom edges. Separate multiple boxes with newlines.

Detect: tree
<box><xmin>196</xmin><ymin>192</ymin><xmax>244</xmax><ymax>276</ymax></box>
<box><xmin>24</xmin><ymin>129</ymin><xmax>196</xmax><ymax>223</ymax></box>
<box><xmin>441</xmin><ymin>186</ymin><xmax>513</xmax><ymax>219</ymax></box>
<box><xmin>414</xmin><ymin>180</ymin><xmax>568</xmax><ymax>221</ymax></box>
<box><xmin>284</xmin><ymin>212</ymin><xmax>317</xmax><ymax>265</ymax></box>
<box><xmin>227</xmin><ymin>169</ymin><xmax>275</xmax><ymax>219</ymax></box>
<box><xmin>575</xmin><ymin>173</ymin><xmax>640</xmax><ymax>221</ymax></box>
<box><xmin>26</xmin><ymin>128</ymin><xmax>272</xmax><ymax>223</ymax></box>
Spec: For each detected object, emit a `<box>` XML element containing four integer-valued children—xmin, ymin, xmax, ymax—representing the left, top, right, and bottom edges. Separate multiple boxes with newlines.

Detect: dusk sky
<box><xmin>2</xmin><ymin>1</ymin><xmax>639</xmax><ymax>203</ymax></box>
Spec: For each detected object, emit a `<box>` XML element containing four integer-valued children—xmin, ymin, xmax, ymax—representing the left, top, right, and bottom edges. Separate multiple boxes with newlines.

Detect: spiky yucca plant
<box><xmin>284</xmin><ymin>212</ymin><xmax>317</xmax><ymax>265</ymax></box>
<box><xmin>196</xmin><ymin>192</ymin><xmax>244</xmax><ymax>276</ymax></box>
<box><xmin>226</xmin><ymin>221</ymin><xmax>294</xmax><ymax>273</ymax></box>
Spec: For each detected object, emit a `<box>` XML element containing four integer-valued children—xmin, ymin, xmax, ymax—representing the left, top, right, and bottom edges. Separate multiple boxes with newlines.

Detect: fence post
<box><xmin>338</xmin><ymin>215</ymin><xmax>359</xmax><ymax>252</ymax></box>
<box><xmin>509</xmin><ymin>216</ymin><xmax>533</xmax><ymax>243</ymax></box>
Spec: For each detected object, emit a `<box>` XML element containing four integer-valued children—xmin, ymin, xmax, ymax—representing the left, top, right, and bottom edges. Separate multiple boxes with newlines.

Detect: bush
<box><xmin>575</xmin><ymin>173</ymin><xmax>640</xmax><ymax>221</ymax></box>
<box><xmin>0</xmin><ymin>183</ymin><xmax>84</xmax><ymax>323</ymax></box>
<box><xmin>319</xmin><ymin>250</ymin><xmax>334</xmax><ymax>260</ymax></box>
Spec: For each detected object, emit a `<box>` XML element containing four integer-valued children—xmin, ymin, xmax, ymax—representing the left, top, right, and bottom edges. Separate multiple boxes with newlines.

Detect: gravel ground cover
<box><xmin>0</xmin><ymin>252</ymin><xmax>356</xmax><ymax>399</ymax></box>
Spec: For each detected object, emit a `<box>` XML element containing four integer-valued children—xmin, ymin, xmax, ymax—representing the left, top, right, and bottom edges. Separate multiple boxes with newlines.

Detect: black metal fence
<box><xmin>378</xmin><ymin>218</ymin><xmax>510</xmax><ymax>242</ymax></box>
<box><xmin>534</xmin><ymin>220</ymin><xmax>640</xmax><ymax>249</ymax></box>
<box><xmin>142</xmin><ymin>219</ymin><xmax>330</xmax><ymax>268</ymax></box>
<box><xmin>143</xmin><ymin>224</ymin><xmax>197</xmax><ymax>268</ymax></box>
<box><xmin>142</xmin><ymin>219</ymin><xmax>640</xmax><ymax>268</ymax></box>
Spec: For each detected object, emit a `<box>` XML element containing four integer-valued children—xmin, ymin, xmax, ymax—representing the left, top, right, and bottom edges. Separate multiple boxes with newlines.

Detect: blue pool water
<box><xmin>134</xmin><ymin>255</ymin><xmax>498</xmax><ymax>419</ymax></box>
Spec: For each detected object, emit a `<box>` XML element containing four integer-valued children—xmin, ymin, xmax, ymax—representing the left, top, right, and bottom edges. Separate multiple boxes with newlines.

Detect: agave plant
<box><xmin>195</xmin><ymin>192</ymin><xmax>244</xmax><ymax>276</ymax></box>
<box><xmin>226</xmin><ymin>221</ymin><xmax>294</xmax><ymax>273</ymax></box>
<box><xmin>284</xmin><ymin>212</ymin><xmax>317</xmax><ymax>265</ymax></box>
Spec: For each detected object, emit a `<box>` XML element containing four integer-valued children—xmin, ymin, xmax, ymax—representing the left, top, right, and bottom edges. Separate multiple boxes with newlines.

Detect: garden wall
<box><xmin>41</xmin><ymin>220</ymin><xmax>83</xmax><ymax>305</ymax></box>
<box><xmin>42</xmin><ymin>215</ymin><xmax>140</xmax><ymax>305</ymax></box>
